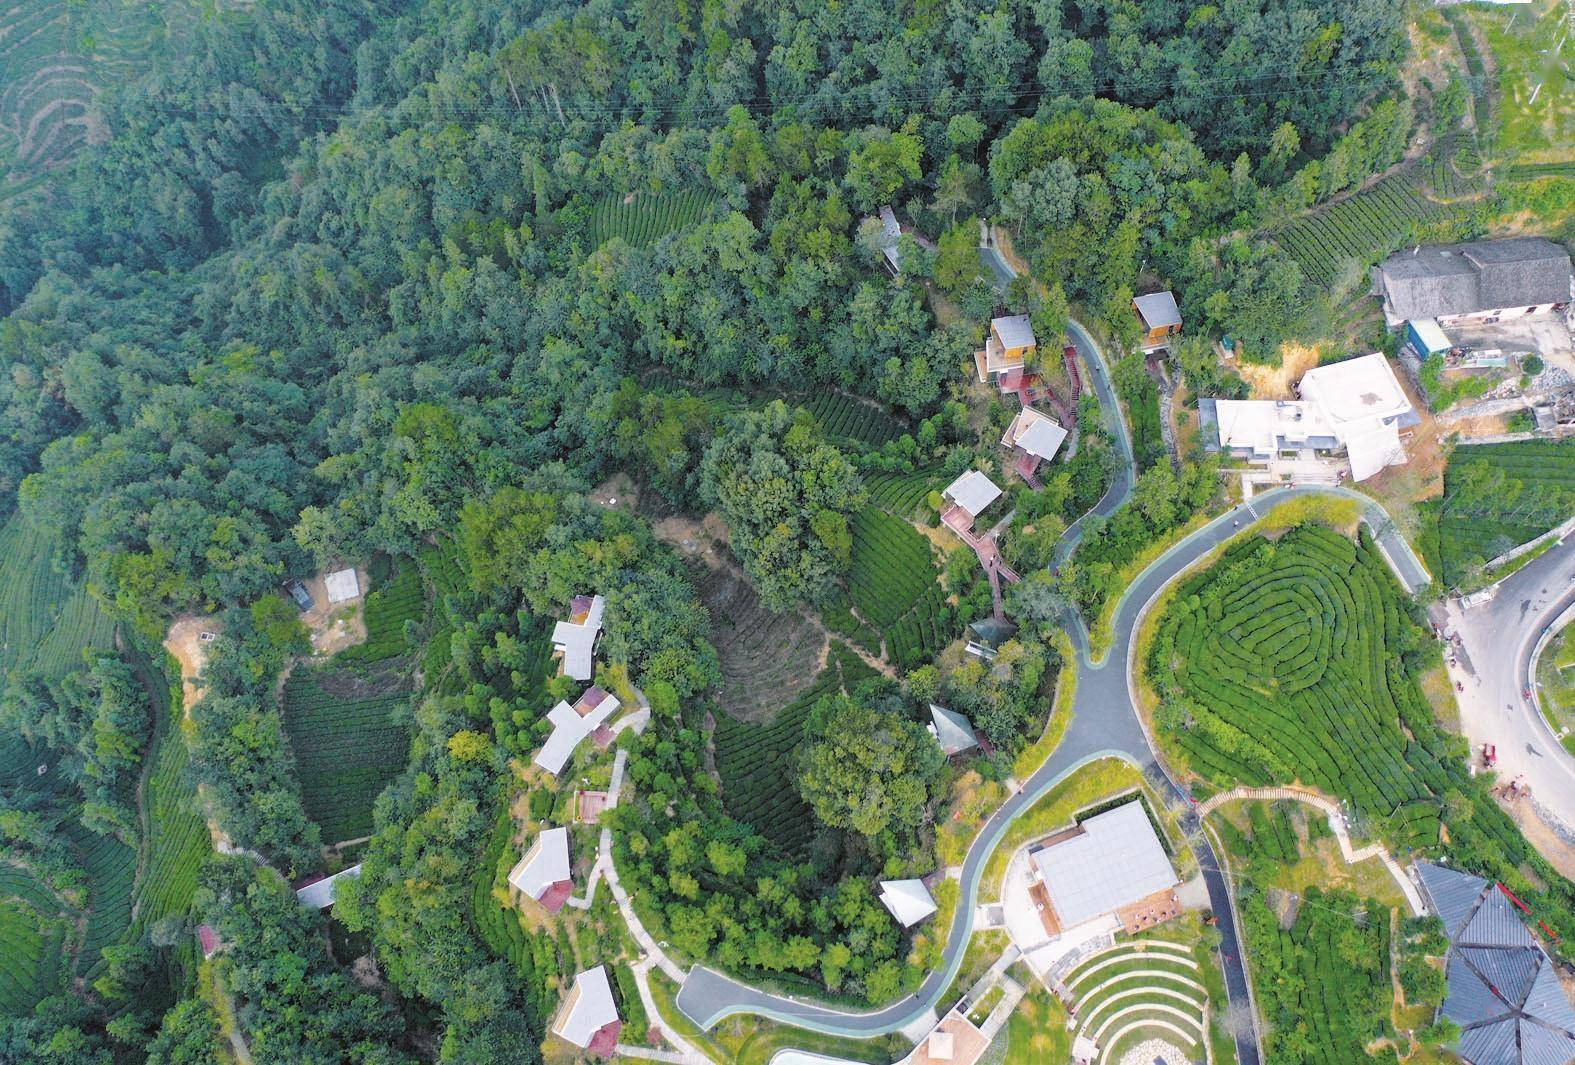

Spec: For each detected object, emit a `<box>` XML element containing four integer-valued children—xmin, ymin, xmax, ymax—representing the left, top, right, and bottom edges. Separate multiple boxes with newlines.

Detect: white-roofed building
<box><xmin>1001</xmin><ymin>406</ymin><xmax>1067</xmax><ymax>464</ymax></box>
<box><xmin>508</xmin><ymin>827</ymin><xmax>573</xmax><ymax>913</ymax></box>
<box><xmin>928</xmin><ymin>704</ymin><xmax>980</xmax><ymax>756</ymax></box>
<box><xmin>295</xmin><ymin>864</ymin><xmax>362</xmax><ymax>909</ymax></box>
<box><xmin>941</xmin><ymin>471</ymin><xmax>1002</xmax><ymax>528</ymax></box>
<box><xmin>551</xmin><ymin>594</ymin><xmax>605</xmax><ymax>682</ymax></box>
<box><xmin>552</xmin><ymin>965</ymin><xmax>622</xmax><ymax>1055</ymax></box>
<box><xmin>879</xmin><ymin>879</ymin><xmax>938</xmax><ymax>927</ymax></box>
<box><xmin>1029</xmin><ymin>800</ymin><xmax>1179</xmax><ymax>933</ymax></box>
<box><xmin>1202</xmin><ymin>353</ymin><xmax>1418</xmax><ymax>482</ymax></box>
<box><xmin>324</xmin><ymin>568</ymin><xmax>360</xmax><ymax>604</ymax></box>
<box><xmin>534</xmin><ymin>686</ymin><xmax>621</xmax><ymax>776</ymax></box>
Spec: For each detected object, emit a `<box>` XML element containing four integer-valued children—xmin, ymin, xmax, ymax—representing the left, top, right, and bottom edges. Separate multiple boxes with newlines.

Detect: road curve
<box><xmin>1449</xmin><ymin>534</ymin><xmax>1575</xmax><ymax>839</ymax></box>
<box><xmin>678</xmin><ymin>478</ymin><xmax>1430</xmax><ymax>1060</ymax></box>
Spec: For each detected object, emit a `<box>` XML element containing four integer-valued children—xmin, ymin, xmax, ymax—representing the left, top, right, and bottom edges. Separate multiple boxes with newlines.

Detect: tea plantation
<box><xmin>586</xmin><ymin>189</ymin><xmax>717</xmax><ymax>248</ymax></box>
<box><xmin>713</xmin><ymin>645</ymin><xmax>878</xmax><ymax>855</ymax></box>
<box><xmin>283</xmin><ymin>668</ymin><xmax>413</xmax><ymax>844</ymax></box>
<box><xmin>1434</xmin><ymin>439</ymin><xmax>1575</xmax><ymax>586</ymax></box>
<box><xmin>1150</xmin><ymin>522</ymin><xmax>1575</xmax><ymax>947</ymax></box>
<box><xmin>848</xmin><ymin>507</ymin><xmax>949</xmax><ymax>669</ymax></box>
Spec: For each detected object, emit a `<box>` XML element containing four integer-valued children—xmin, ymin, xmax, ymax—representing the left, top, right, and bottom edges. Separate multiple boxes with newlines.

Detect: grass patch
<box><xmin>999</xmin><ymin>984</ymin><xmax>1071</xmax><ymax>1063</ymax></box>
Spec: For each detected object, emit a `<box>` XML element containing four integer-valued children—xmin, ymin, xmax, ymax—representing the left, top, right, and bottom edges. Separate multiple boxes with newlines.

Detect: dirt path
<box><xmin>164</xmin><ymin>616</ymin><xmax>218</xmax><ymax>719</ymax></box>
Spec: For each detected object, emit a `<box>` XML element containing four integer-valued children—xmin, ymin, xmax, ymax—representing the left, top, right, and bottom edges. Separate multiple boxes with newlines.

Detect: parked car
<box><xmin>283</xmin><ymin>578</ymin><xmax>314</xmax><ymax>611</ymax></box>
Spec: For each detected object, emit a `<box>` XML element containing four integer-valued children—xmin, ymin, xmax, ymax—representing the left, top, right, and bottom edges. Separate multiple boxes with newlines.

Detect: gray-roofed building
<box><xmin>1416</xmin><ymin>861</ymin><xmax>1575</xmax><ymax>1065</ymax></box>
<box><xmin>928</xmin><ymin>704</ymin><xmax>979</xmax><ymax>756</ymax></box>
<box><xmin>551</xmin><ymin>593</ymin><xmax>605</xmax><ymax>682</ymax></box>
<box><xmin>879</xmin><ymin>878</ymin><xmax>938</xmax><ymax>927</ymax></box>
<box><xmin>1371</xmin><ymin>237</ymin><xmax>1573</xmax><ymax>328</ymax></box>
<box><xmin>1029</xmin><ymin>800</ymin><xmax>1179</xmax><ymax>932</ymax></box>
<box><xmin>1133</xmin><ymin>290</ymin><xmax>1182</xmax><ymax>350</ymax></box>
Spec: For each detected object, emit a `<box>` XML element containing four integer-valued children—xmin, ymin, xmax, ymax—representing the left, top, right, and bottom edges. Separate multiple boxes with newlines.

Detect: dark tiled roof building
<box><xmin>1417</xmin><ymin>862</ymin><xmax>1575</xmax><ymax>1065</ymax></box>
<box><xmin>1371</xmin><ymin>238</ymin><xmax>1572</xmax><ymax>327</ymax></box>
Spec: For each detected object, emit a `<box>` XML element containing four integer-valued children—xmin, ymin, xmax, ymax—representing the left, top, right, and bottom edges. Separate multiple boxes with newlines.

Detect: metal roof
<box><xmin>879</xmin><ymin>879</ymin><xmax>938</xmax><ymax>927</ymax></box>
<box><xmin>508</xmin><ymin>827</ymin><xmax>571</xmax><ymax>900</ymax></box>
<box><xmin>1133</xmin><ymin>290</ymin><xmax>1182</xmax><ymax>329</ymax></box>
<box><xmin>1417</xmin><ymin>862</ymin><xmax>1489</xmax><ymax>938</ymax></box>
<box><xmin>991</xmin><ymin>314</ymin><xmax>1036</xmax><ymax>351</ymax></box>
<box><xmin>554</xmin><ymin>966</ymin><xmax>619</xmax><ymax>1048</ymax></box>
<box><xmin>1030</xmin><ymin>800</ymin><xmax>1177</xmax><ymax>930</ymax></box>
<box><xmin>295</xmin><ymin>864</ymin><xmax>362</xmax><ymax>909</ymax></box>
<box><xmin>551</xmin><ymin>593</ymin><xmax>605</xmax><ymax>681</ymax></box>
<box><xmin>324</xmin><ymin>568</ymin><xmax>360</xmax><ymax>604</ymax></box>
<box><xmin>1523</xmin><ymin>962</ymin><xmax>1575</xmax><ymax>1031</ymax></box>
<box><xmin>943</xmin><ymin>470</ymin><xmax>1002</xmax><ymax>518</ymax></box>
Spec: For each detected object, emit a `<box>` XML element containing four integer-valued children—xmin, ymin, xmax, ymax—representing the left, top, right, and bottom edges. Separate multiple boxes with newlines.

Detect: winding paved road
<box><xmin>678</xmin><ymin>483</ymin><xmax>1428</xmax><ymax>1061</ymax></box>
<box><xmin>1448</xmin><ymin>534</ymin><xmax>1575</xmax><ymax>839</ymax></box>
<box><xmin>672</xmin><ymin>251</ymin><xmax>1437</xmax><ymax>1062</ymax></box>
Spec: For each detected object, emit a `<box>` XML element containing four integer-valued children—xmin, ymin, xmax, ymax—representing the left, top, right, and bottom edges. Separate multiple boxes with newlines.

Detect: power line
<box><xmin>96</xmin><ymin>52</ymin><xmax>1471</xmax><ymax>127</ymax></box>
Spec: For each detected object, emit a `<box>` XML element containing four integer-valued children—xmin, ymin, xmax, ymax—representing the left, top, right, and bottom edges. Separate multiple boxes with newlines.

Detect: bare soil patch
<box><xmin>1239</xmin><ymin>342</ymin><xmax>1323</xmax><ymax>399</ymax></box>
<box><xmin>297</xmin><ymin>569</ymin><xmax>367</xmax><ymax>656</ymax></box>
<box><xmin>164</xmin><ymin>616</ymin><xmax>220</xmax><ymax>716</ymax></box>
<box><xmin>1504</xmin><ymin>798</ymin><xmax>1575</xmax><ymax>882</ymax></box>
<box><xmin>591</xmin><ymin>472</ymin><xmax>637</xmax><ymax>512</ymax></box>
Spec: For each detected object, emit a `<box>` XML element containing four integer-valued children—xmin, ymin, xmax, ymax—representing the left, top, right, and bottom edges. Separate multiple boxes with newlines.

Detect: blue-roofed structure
<box><xmin>1416</xmin><ymin>862</ymin><xmax>1575</xmax><ymax>1065</ymax></box>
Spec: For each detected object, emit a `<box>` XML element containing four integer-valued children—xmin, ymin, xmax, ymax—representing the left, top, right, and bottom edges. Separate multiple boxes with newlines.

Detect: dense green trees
<box><xmin>0</xmin><ymin>0</ymin><xmax>1426</xmax><ymax>1055</ymax></box>
<box><xmin>186</xmin><ymin>600</ymin><xmax>319</xmax><ymax>875</ymax></box>
<box><xmin>700</xmin><ymin>403</ymin><xmax>867</xmax><ymax>610</ymax></box>
<box><xmin>796</xmin><ymin>691</ymin><xmax>945</xmax><ymax>843</ymax></box>
<box><xmin>197</xmin><ymin>859</ymin><xmax>409</xmax><ymax>1063</ymax></box>
<box><xmin>1</xmin><ymin>651</ymin><xmax>150</xmax><ymax>837</ymax></box>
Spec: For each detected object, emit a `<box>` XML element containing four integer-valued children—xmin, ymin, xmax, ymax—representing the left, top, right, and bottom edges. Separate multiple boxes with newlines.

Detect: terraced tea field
<box><xmin>1148</xmin><ymin>524</ymin><xmax>1451</xmax><ymax>837</ymax></box>
<box><xmin>713</xmin><ymin>646</ymin><xmax>877</xmax><ymax>854</ymax></box>
<box><xmin>796</xmin><ymin>393</ymin><xmax>904</xmax><ymax>448</ymax></box>
<box><xmin>338</xmin><ymin>556</ymin><xmax>425</xmax><ymax>663</ymax></box>
<box><xmin>0</xmin><ymin>514</ymin><xmax>117</xmax><ymax>681</ymax></box>
<box><xmin>689</xmin><ymin>559</ymin><xmax>825</xmax><ymax>724</ymax></box>
<box><xmin>283</xmin><ymin>666</ymin><xmax>413</xmax><ymax>844</ymax></box>
<box><xmin>0</xmin><ymin>2</ymin><xmax>179</xmax><ymax>190</ymax></box>
<box><xmin>848</xmin><ymin>507</ymin><xmax>949</xmax><ymax>669</ymax></box>
<box><xmin>1436</xmin><ymin>439</ymin><xmax>1575</xmax><ymax>586</ymax></box>
<box><xmin>586</xmin><ymin>189</ymin><xmax>718</xmax><ymax>249</ymax></box>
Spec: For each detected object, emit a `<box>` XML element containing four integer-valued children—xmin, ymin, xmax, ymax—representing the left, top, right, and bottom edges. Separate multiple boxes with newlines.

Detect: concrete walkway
<box><xmin>1197</xmin><ymin>786</ymin><xmax>1424</xmax><ymax>916</ymax></box>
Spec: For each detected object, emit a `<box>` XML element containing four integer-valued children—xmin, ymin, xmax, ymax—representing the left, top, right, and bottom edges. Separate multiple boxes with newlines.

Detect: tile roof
<box><xmin>1460</xmin><ymin>890</ymin><xmax>1536</xmax><ymax>949</ymax></box>
<box><xmin>1417</xmin><ymin>862</ymin><xmax>1489</xmax><ymax>938</ymax></box>
<box><xmin>1374</xmin><ymin>237</ymin><xmax>1572</xmax><ymax>323</ymax></box>
<box><xmin>1421</xmin><ymin>862</ymin><xmax>1575</xmax><ymax>1065</ymax></box>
